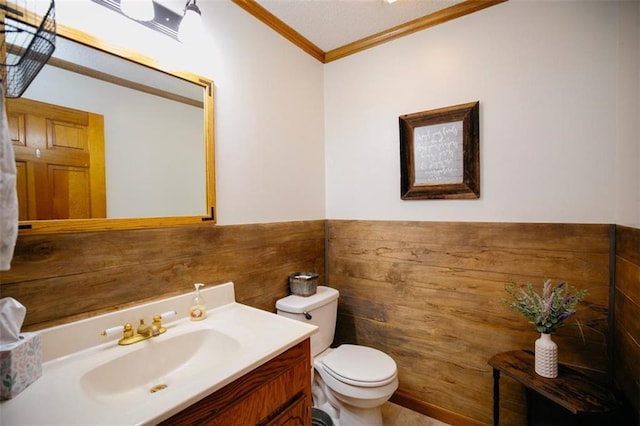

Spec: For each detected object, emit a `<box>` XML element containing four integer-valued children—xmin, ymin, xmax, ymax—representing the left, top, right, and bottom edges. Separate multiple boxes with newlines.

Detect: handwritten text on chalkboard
<box><xmin>413</xmin><ymin>121</ymin><xmax>463</xmax><ymax>185</ymax></box>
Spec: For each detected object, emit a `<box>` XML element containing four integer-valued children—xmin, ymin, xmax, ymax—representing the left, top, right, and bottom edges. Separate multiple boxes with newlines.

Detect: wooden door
<box><xmin>7</xmin><ymin>97</ymin><xmax>106</xmax><ymax>220</ymax></box>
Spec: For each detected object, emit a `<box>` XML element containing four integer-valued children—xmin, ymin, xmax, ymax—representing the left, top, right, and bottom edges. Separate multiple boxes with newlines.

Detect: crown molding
<box><xmin>324</xmin><ymin>0</ymin><xmax>507</xmax><ymax>63</ymax></box>
<box><xmin>231</xmin><ymin>0</ymin><xmax>325</xmax><ymax>62</ymax></box>
<box><xmin>232</xmin><ymin>0</ymin><xmax>507</xmax><ymax>64</ymax></box>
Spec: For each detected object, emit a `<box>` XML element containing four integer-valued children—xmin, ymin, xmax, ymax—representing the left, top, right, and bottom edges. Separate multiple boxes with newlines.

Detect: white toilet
<box><xmin>276</xmin><ymin>286</ymin><xmax>398</xmax><ymax>426</ymax></box>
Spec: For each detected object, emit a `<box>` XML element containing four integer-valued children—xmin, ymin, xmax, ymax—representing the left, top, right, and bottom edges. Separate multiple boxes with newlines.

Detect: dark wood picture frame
<box><xmin>399</xmin><ymin>101</ymin><xmax>480</xmax><ymax>200</ymax></box>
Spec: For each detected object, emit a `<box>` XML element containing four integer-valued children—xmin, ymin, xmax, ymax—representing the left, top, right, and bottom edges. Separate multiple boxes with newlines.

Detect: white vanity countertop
<box><xmin>0</xmin><ymin>282</ymin><xmax>317</xmax><ymax>425</ymax></box>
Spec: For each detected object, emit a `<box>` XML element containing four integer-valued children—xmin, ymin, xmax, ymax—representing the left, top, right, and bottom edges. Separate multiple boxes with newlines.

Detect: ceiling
<box><xmin>231</xmin><ymin>0</ymin><xmax>506</xmax><ymax>63</ymax></box>
<box><xmin>255</xmin><ymin>0</ymin><xmax>466</xmax><ymax>52</ymax></box>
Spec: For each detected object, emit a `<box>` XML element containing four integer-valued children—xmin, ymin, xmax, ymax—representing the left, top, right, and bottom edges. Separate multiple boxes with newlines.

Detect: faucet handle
<box><xmin>123</xmin><ymin>323</ymin><xmax>134</xmax><ymax>339</ymax></box>
<box><xmin>152</xmin><ymin>310</ymin><xmax>176</xmax><ymax>334</ymax></box>
<box><xmin>101</xmin><ymin>325</ymin><xmax>124</xmax><ymax>337</ymax></box>
<box><xmin>118</xmin><ymin>323</ymin><xmax>139</xmax><ymax>345</ymax></box>
<box><xmin>160</xmin><ymin>310</ymin><xmax>177</xmax><ymax>320</ymax></box>
<box><xmin>102</xmin><ymin>323</ymin><xmax>137</xmax><ymax>345</ymax></box>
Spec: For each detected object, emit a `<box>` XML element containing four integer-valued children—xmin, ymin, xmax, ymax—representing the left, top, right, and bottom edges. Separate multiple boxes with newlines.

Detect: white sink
<box><xmin>0</xmin><ymin>282</ymin><xmax>317</xmax><ymax>426</ymax></box>
<box><xmin>81</xmin><ymin>328</ymin><xmax>241</xmax><ymax>399</ymax></box>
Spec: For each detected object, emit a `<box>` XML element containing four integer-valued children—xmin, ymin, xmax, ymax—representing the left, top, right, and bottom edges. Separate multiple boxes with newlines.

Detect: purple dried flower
<box><xmin>503</xmin><ymin>279</ymin><xmax>587</xmax><ymax>334</ymax></box>
<box><xmin>557</xmin><ymin>311</ymin><xmax>574</xmax><ymax>321</ymax></box>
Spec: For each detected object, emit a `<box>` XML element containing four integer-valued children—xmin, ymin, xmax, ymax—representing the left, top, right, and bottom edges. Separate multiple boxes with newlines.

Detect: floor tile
<box><xmin>381</xmin><ymin>402</ymin><xmax>450</xmax><ymax>426</ymax></box>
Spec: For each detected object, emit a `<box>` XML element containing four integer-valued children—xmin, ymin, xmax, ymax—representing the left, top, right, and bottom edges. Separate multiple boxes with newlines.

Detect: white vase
<box><xmin>534</xmin><ymin>332</ymin><xmax>558</xmax><ymax>378</ymax></box>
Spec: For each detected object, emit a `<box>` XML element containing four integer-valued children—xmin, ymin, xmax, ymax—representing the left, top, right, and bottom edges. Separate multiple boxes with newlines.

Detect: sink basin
<box><xmin>81</xmin><ymin>328</ymin><xmax>241</xmax><ymax>399</ymax></box>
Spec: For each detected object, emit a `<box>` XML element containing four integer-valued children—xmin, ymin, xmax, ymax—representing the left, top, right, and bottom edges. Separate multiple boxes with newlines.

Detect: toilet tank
<box><xmin>276</xmin><ymin>286</ymin><xmax>339</xmax><ymax>357</ymax></box>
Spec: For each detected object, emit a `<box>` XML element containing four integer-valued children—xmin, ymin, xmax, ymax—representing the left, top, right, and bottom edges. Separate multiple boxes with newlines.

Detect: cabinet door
<box><xmin>209</xmin><ymin>356</ymin><xmax>308</xmax><ymax>425</ymax></box>
<box><xmin>263</xmin><ymin>394</ymin><xmax>307</xmax><ymax>426</ymax></box>
<box><xmin>161</xmin><ymin>339</ymin><xmax>312</xmax><ymax>426</ymax></box>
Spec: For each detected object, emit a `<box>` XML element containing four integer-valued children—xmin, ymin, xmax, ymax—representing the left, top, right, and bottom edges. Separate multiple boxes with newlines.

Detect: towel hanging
<box><xmin>0</xmin><ymin>85</ymin><xmax>19</xmax><ymax>271</ymax></box>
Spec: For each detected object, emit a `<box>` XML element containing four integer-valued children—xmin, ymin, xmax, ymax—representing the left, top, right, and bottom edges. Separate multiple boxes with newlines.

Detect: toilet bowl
<box><xmin>276</xmin><ymin>286</ymin><xmax>398</xmax><ymax>426</ymax></box>
<box><xmin>315</xmin><ymin>345</ymin><xmax>398</xmax><ymax>408</ymax></box>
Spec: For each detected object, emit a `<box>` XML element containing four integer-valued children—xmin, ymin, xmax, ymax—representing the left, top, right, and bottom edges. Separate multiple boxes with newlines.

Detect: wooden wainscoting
<box><xmin>328</xmin><ymin>220</ymin><xmax>611</xmax><ymax>425</ymax></box>
<box><xmin>614</xmin><ymin>225</ymin><xmax>640</xmax><ymax>422</ymax></box>
<box><xmin>0</xmin><ymin>220</ymin><xmax>325</xmax><ymax>330</ymax></box>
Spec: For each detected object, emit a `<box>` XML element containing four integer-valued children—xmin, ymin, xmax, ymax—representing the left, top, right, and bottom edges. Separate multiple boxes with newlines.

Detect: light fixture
<box><xmin>91</xmin><ymin>0</ymin><xmax>204</xmax><ymax>43</ymax></box>
<box><xmin>120</xmin><ymin>0</ymin><xmax>155</xmax><ymax>22</ymax></box>
<box><xmin>178</xmin><ymin>0</ymin><xmax>204</xmax><ymax>44</ymax></box>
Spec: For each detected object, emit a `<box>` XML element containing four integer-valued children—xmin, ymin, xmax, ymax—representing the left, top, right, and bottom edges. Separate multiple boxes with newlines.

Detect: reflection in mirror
<box><xmin>7</xmin><ymin>31</ymin><xmax>215</xmax><ymax>233</ymax></box>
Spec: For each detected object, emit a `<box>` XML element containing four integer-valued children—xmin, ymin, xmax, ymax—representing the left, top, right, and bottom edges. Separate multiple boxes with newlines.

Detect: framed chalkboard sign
<box><xmin>399</xmin><ymin>101</ymin><xmax>480</xmax><ymax>200</ymax></box>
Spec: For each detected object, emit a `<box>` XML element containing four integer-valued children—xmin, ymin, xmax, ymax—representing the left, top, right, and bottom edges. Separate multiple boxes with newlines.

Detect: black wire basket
<box><xmin>1</xmin><ymin>0</ymin><xmax>56</xmax><ymax>98</ymax></box>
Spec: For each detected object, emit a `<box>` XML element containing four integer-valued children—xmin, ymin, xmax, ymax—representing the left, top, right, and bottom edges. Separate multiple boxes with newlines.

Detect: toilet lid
<box><xmin>321</xmin><ymin>345</ymin><xmax>397</xmax><ymax>387</ymax></box>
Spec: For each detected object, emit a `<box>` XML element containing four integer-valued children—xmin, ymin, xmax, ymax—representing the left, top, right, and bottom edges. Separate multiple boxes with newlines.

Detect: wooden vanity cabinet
<box><xmin>160</xmin><ymin>339</ymin><xmax>312</xmax><ymax>426</ymax></box>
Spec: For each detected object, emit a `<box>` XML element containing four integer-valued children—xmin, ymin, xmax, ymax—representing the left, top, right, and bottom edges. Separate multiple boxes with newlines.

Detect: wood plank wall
<box><xmin>328</xmin><ymin>220</ymin><xmax>611</xmax><ymax>425</ymax></box>
<box><xmin>614</xmin><ymin>225</ymin><xmax>640</xmax><ymax>422</ymax></box>
<box><xmin>0</xmin><ymin>220</ymin><xmax>325</xmax><ymax>330</ymax></box>
<box><xmin>2</xmin><ymin>219</ymin><xmax>633</xmax><ymax>425</ymax></box>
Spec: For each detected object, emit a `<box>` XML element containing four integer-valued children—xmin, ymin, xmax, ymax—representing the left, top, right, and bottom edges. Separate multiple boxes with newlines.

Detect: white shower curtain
<box><xmin>0</xmin><ymin>87</ymin><xmax>18</xmax><ymax>271</ymax></box>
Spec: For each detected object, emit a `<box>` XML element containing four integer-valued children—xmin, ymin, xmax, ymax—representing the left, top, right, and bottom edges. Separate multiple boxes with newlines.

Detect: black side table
<box><xmin>488</xmin><ymin>350</ymin><xmax>621</xmax><ymax>426</ymax></box>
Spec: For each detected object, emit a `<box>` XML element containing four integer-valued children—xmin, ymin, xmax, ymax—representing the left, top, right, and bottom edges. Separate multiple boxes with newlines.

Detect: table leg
<box><xmin>493</xmin><ymin>368</ymin><xmax>500</xmax><ymax>426</ymax></box>
<box><xmin>525</xmin><ymin>389</ymin><xmax>532</xmax><ymax>426</ymax></box>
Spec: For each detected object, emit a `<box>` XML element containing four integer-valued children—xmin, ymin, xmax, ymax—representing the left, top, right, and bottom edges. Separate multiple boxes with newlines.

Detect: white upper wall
<box><xmin>193</xmin><ymin>2</ymin><xmax>326</xmax><ymax>226</ymax></box>
<box><xmin>615</xmin><ymin>0</ymin><xmax>640</xmax><ymax>228</ymax></box>
<box><xmin>325</xmin><ymin>0</ymin><xmax>639</xmax><ymax>226</ymax></box>
<box><xmin>53</xmin><ymin>0</ymin><xmax>638</xmax><ymax>227</ymax></box>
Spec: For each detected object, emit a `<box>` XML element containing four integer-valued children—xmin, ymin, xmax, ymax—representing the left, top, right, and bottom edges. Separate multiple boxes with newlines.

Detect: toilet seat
<box><xmin>320</xmin><ymin>344</ymin><xmax>397</xmax><ymax>387</ymax></box>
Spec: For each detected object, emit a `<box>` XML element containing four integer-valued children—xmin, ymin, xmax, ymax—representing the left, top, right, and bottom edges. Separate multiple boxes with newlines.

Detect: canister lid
<box><xmin>321</xmin><ymin>344</ymin><xmax>397</xmax><ymax>386</ymax></box>
<box><xmin>276</xmin><ymin>286</ymin><xmax>339</xmax><ymax>314</ymax></box>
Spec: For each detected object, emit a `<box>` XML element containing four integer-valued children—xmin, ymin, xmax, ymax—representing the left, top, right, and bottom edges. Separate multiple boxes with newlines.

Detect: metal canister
<box><xmin>288</xmin><ymin>272</ymin><xmax>319</xmax><ymax>296</ymax></box>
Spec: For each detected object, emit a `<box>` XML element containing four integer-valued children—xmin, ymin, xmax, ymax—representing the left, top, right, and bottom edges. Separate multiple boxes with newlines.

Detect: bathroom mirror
<box><xmin>12</xmin><ymin>24</ymin><xmax>215</xmax><ymax>234</ymax></box>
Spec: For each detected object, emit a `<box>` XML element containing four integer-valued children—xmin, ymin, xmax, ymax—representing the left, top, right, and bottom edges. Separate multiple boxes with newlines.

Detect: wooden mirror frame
<box><xmin>15</xmin><ymin>23</ymin><xmax>216</xmax><ymax>234</ymax></box>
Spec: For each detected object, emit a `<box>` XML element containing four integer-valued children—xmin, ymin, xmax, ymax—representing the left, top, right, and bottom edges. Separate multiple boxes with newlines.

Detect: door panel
<box><xmin>49</xmin><ymin>165</ymin><xmax>91</xmax><ymax>219</ymax></box>
<box><xmin>15</xmin><ymin>161</ymin><xmax>29</xmax><ymax>221</ymax></box>
<box><xmin>7</xmin><ymin>98</ymin><xmax>106</xmax><ymax>220</ymax></box>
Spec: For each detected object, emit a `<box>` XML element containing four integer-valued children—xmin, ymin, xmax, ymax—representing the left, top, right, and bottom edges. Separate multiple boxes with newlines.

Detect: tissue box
<box><xmin>0</xmin><ymin>332</ymin><xmax>42</xmax><ymax>400</ymax></box>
